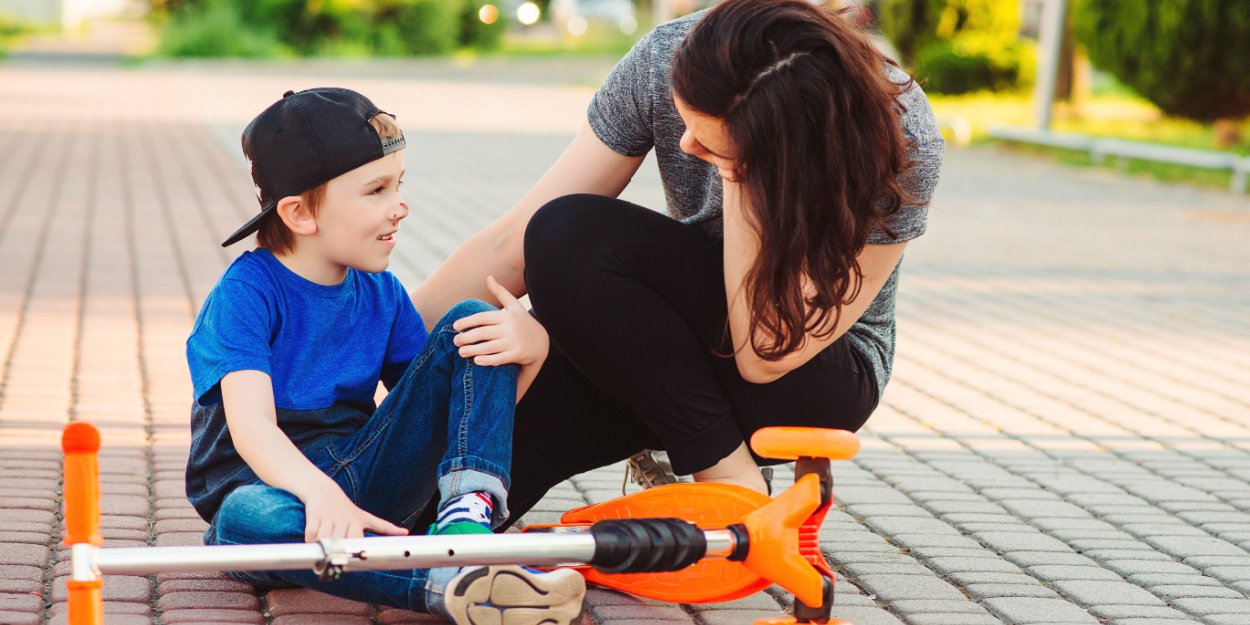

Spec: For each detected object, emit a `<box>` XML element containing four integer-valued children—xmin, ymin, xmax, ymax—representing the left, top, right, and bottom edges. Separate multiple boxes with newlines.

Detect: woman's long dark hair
<box><xmin>671</xmin><ymin>0</ymin><xmax>919</xmax><ymax>360</ymax></box>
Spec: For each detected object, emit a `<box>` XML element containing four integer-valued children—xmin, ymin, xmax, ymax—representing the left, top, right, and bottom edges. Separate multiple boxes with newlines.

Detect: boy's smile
<box><xmin>280</xmin><ymin>151</ymin><xmax>408</xmax><ymax>285</ymax></box>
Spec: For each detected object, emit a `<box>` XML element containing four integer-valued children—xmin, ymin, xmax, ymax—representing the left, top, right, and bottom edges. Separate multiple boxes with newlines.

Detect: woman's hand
<box><xmin>301</xmin><ymin>486</ymin><xmax>407</xmax><ymax>542</ymax></box>
<box><xmin>452</xmin><ymin>276</ymin><xmax>550</xmax><ymax>367</ymax></box>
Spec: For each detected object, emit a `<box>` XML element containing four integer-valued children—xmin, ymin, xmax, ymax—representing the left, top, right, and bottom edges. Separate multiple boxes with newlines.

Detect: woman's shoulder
<box><xmin>887</xmin><ymin>65</ymin><xmax>944</xmax><ymax>151</ymax></box>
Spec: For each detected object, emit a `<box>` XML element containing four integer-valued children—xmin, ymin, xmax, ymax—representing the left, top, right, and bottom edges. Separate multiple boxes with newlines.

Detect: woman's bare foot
<box><xmin>692</xmin><ymin>442</ymin><xmax>768</xmax><ymax>494</ymax></box>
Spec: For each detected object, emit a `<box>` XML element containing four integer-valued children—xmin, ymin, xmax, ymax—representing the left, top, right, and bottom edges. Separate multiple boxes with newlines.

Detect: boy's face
<box><xmin>313</xmin><ymin>150</ymin><xmax>408</xmax><ymax>275</ymax></box>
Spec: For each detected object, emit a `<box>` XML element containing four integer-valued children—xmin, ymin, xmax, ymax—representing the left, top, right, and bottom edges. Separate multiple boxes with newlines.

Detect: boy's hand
<box><xmin>452</xmin><ymin>276</ymin><xmax>550</xmax><ymax>367</ymax></box>
<box><xmin>301</xmin><ymin>486</ymin><xmax>407</xmax><ymax>542</ymax></box>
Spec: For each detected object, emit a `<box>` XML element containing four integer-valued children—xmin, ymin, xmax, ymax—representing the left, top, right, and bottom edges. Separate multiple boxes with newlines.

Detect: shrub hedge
<box><xmin>155</xmin><ymin>0</ymin><xmax>505</xmax><ymax>57</ymax></box>
<box><xmin>1074</xmin><ymin>0</ymin><xmax>1250</xmax><ymax>122</ymax></box>
<box><xmin>879</xmin><ymin>0</ymin><xmax>1033</xmax><ymax>94</ymax></box>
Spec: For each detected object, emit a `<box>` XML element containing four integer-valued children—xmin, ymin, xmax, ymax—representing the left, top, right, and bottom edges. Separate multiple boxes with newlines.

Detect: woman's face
<box><xmin>674</xmin><ymin>95</ymin><xmax>740</xmax><ymax>180</ymax></box>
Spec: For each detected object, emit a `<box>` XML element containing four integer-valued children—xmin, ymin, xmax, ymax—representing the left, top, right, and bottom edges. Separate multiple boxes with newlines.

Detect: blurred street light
<box><xmin>479</xmin><ymin>4</ymin><xmax>501</xmax><ymax>25</ymax></box>
<box><xmin>517</xmin><ymin>2</ymin><xmax>542</xmax><ymax>26</ymax></box>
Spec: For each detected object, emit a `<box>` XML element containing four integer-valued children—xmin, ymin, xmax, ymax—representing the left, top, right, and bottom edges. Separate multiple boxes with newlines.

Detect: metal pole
<box><xmin>1034</xmin><ymin>0</ymin><xmax>1069</xmax><ymax>130</ymax></box>
<box><xmin>83</xmin><ymin>529</ymin><xmax>739</xmax><ymax>576</ymax></box>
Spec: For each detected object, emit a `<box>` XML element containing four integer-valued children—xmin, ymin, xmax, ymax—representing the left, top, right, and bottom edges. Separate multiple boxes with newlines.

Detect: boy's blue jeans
<box><xmin>202</xmin><ymin>300</ymin><xmax>518</xmax><ymax>612</ymax></box>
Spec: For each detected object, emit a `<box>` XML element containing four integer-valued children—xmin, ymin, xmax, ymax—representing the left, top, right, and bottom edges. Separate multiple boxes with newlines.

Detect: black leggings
<box><xmin>494</xmin><ymin>195</ymin><xmax>880</xmax><ymax>527</ymax></box>
<box><xmin>414</xmin><ymin>195</ymin><xmax>879</xmax><ymax>531</ymax></box>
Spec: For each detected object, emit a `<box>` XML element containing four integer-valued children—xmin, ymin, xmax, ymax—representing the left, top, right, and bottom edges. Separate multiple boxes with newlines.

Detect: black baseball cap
<box><xmin>221</xmin><ymin>87</ymin><xmax>406</xmax><ymax>247</ymax></box>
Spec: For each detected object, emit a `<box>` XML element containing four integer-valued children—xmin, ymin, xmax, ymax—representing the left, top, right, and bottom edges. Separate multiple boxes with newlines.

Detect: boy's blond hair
<box><xmin>257</xmin><ymin>113</ymin><xmax>403</xmax><ymax>254</ymax></box>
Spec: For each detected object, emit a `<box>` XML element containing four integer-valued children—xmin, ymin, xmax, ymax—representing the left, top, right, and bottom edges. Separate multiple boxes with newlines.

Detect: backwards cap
<box><xmin>221</xmin><ymin>87</ymin><xmax>405</xmax><ymax>247</ymax></box>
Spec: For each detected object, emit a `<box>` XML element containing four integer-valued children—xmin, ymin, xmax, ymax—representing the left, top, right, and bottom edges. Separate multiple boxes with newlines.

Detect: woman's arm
<box><xmin>722</xmin><ymin>181</ymin><xmax>907</xmax><ymax>384</ymax></box>
<box><xmin>411</xmin><ymin>121</ymin><xmax>646</xmax><ymax>330</ymax></box>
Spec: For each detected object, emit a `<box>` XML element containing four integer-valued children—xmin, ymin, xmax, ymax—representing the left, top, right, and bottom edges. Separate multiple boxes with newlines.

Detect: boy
<box><xmin>185</xmin><ymin>87</ymin><xmax>585</xmax><ymax>625</ymax></box>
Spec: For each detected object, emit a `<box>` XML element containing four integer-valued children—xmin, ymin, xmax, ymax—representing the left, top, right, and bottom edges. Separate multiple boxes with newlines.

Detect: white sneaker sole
<box><xmin>444</xmin><ymin>565</ymin><xmax>586</xmax><ymax>625</ymax></box>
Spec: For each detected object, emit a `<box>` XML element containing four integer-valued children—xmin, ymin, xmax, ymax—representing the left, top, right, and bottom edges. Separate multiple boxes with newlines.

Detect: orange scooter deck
<box><xmin>526</xmin><ymin>482</ymin><xmax>772</xmax><ymax>603</ymax></box>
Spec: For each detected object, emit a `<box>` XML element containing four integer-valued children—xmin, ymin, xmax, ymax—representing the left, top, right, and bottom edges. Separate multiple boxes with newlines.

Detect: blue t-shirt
<box><xmin>184</xmin><ymin>249</ymin><xmax>427</xmax><ymax>521</ymax></box>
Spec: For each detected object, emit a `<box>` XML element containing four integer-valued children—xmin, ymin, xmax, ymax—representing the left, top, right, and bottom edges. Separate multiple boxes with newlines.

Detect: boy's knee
<box><xmin>213</xmin><ymin>485</ymin><xmax>304</xmax><ymax>545</ymax></box>
<box><xmin>444</xmin><ymin>299</ymin><xmax>497</xmax><ymax>324</ymax></box>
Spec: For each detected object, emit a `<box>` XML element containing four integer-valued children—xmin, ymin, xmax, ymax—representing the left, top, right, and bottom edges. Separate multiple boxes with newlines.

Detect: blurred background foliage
<box><xmin>1073</xmin><ymin>0</ymin><xmax>1250</xmax><ymax>124</ymax></box>
<box><xmin>5</xmin><ymin>0</ymin><xmax>1234</xmax><ymax>161</ymax></box>
<box><xmin>150</xmin><ymin>0</ymin><xmax>506</xmax><ymax>57</ymax></box>
<box><xmin>880</xmin><ymin>0</ymin><xmax>1035</xmax><ymax>95</ymax></box>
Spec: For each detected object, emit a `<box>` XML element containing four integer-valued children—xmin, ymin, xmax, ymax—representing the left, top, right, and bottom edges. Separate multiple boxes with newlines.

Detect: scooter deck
<box><xmin>525</xmin><ymin>482</ymin><xmax>773</xmax><ymax>603</ymax></box>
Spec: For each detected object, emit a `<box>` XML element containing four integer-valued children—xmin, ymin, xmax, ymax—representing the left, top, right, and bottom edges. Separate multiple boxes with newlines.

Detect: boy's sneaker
<box><xmin>442</xmin><ymin>565</ymin><xmax>585</xmax><ymax>625</ymax></box>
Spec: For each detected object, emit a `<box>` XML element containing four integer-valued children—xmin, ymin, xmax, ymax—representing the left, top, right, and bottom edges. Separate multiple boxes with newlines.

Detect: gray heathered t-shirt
<box><xmin>587</xmin><ymin>11</ymin><xmax>945</xmax><ymax>396</ymax></box>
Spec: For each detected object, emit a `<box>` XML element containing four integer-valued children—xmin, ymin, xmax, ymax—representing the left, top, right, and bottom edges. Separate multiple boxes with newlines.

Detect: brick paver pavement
<box><xmin>1</xmin><ymin>52</ymin><xmax>1248</xmax><ymax>625</ymax></box>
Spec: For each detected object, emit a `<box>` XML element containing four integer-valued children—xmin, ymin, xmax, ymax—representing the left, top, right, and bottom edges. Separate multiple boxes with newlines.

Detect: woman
<box><xmin>413</xmin><ymin>0</ymin><xmax>944</xmax><ymax>522</ymax></box>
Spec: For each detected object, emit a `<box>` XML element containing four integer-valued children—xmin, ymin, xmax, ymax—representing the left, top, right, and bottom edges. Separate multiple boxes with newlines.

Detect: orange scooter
<box><xmin>62</xmin><ymin>423</ymin><xmax>859</xmax><ymax>625</ymax></box>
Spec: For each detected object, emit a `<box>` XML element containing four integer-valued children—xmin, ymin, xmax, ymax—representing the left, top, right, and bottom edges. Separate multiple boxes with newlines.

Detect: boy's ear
<box><xmin>276</xmin><ymin>196</ymin><xmax>317</xmax><ymax>237</ymax></box>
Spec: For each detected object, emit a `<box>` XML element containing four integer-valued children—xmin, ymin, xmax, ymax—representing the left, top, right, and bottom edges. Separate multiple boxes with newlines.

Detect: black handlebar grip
<box><xmin>589</xmin><ymin>518</ymin><xmax>708</xmax><ymax>573</ymax></box>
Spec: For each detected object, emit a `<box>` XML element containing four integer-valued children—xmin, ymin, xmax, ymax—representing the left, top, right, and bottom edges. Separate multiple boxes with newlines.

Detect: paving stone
<box><xmin>904</xmin><ymin>615</ymin><xmax>1005</xmax><ymax>625</ymax></box>
<box><xmin>47</xmin><ymin>601</ymin><xmax>151</xmax><ymax>617</ymax></box>
<box><xmin>1083</xmin><ymin>550</ymin><xmax>1175</xmax><ymax>563</ymax></box>
<box><xmin>939</xmin><ymin>513</ymin><xmax>1019</xmax><ymax>526</ymax></box>
<box><xmin>905</xmin><ymin>547</ymin><xmax>988</xmax><ymax>560</ymax></box>
<box><xmin>266</xmin><ymin>588</ymin><xmax>373</xmax><ymax>616</ymax></box>
<box><xmin>50</xmin><ymin>574</ymin><xmax>151</xmax><ymax>602</ymax></box>
<box><xmin>1105</xmin><ymin>620</ymin><xmax>1207</xmax><ymax>625</ymax></box>
<box><xmin>861</xmin><ymin>517</ymin><xmax>959</xmax><ymax>536</ymax></box>
<box><xmin>696</xmin><ymin>610</ymin><xmax>788</xmax><ymax>625</ymax></box>
<box><xmin>1202</xmin><ymin>566</ymin><xmax>1250</xmax><ymax>583</ymax></box>
<box><xmin>959</xmin><ymin>523</ymin><xmax>1042</xmax><ymax>535</ymax></box>
<box><xmin>975</xmin><ymin>532</ymin><xmax>1074</xmax><ymax>554</ymax></box>
<box><xmin>820</xmin><ymin>606</ymin><xmax>905</xmax><ymax>625</ymax></box>
<box><xmin>888</xmin><ymin>599</ymin><xmax>989</xmax><ymax>615</ymax></box>
<box><xmin>0</xmin><ymin>611</ymin><xmax>39</xmax><ymax>625</ymax></box>
<box><xmin>1088</xmin><ymin>605</ymin><xmax>1193</xmax><ymax>620</ymax></box>
<box><xmin>0</xmin><ymin>566</ymin><xmax>43</xmax><ymax>582</ymax></box>
<box><xmin>990</xmin><ymin>597</ymin><xmax>1111</xmax><ymax>625</ymax></box>
<box><xmin>1002</xmin><ymin>552</ymin><xmax>1097</xmax><ymax>567</ymax></box>
<box><xmin>1026</xmin><ymin>565</ymin><xmax>1124</xmax><ymax>582</ymax></box>
<box><xmin>158</xmin><ymin>590</ymin><xmax>262</xmax><ymax>612</ymax></box>
<box><xmin>589</xmin><ymin>604</ymin><xmax>692</xmax><ymax>621</ymax></box>
<box><xmin>999</xmin><ymin>501</ymin><xmax>1091</xmax><ymax>519</ymax></box>
<box><xmin>0</xmin><ymin>579</ymin><xmax>41</xmax><ymax>595</ymax></box>
<box><xmin>1126</xmin><ymin>573</ymin><xmax>1222</xmax><ymax>586</ymax></box>
<box><xmin>843</xmin><ymin>504</ymin><xmax>935</xmax><ymax>518</ymax></box>
<box><xmin>157</xmin><ymin>608</ymin><xmax>266</xmax><ymax>624</ymax></box>
<box><xmin>964</xmin><ymin>584</ymin><xmax>1061</xmax><ymax>600</ymax></box>
<box><xmin>271</xmin><ymin>616</ymin><xmax>372</xmax><ymax>625</ymax></box>
<box><xmin>1069</xmin><ymin>539</ymin><xmax>1152</xmax><ymax>552</ymax></box>
<box><xmin>0</xmin><ymin>544</ymin><xmax>49</xmax><ymax>568</ymax></box>
<box><xmin>1170</xmin><ymin>598</ymin><xmax>1250</xmax><ymax>616</ymax></box>
<box><xmin>1149</xmin><ymin>585</ymin><xmax>1245</xmax><ymax>600</ymax></box>
<box><xmin>47</xmin><ymin>614</ymin><xmax>150</xmax><ymax>625</ymax></box>
<box><xmin>925</xmin><ymin>557</ymin><xmax>1022</xmax><ymax>576</ymax></box>
<box><xmin>1050</xmin><ymin>580</ymin><xmax>1165</xmax><ymax>607</ymax></box>
<box><xmin>830</xmin><ymin>551</ymin><xmax>919</xmax><ymax>565</ymax></box>
<box><xmin>854</xmin><ymin>574</ymin><xmax>967</xmax><ymax>602</ymax></box>
<box><xmin>376</xmin><ymin>608</ymin><xmax>451</xmax><ymax>623</ymax></box>
<box><xmin>1200</xmin><ymin>615</ymin><xmax>1250</xmax><ymax>625</ymax></box>
<box><xmin>0</xmin><ymin>594</ymin><xmax>42</xmax><ymax>613</ymax></box>
<box><xmin>1103</xmin><ymin>560</ymin><xmax>1200</xmax><ymax>576</ymax></box>
<box><xmin>945</xmin><ymin>572</ymin><xmax>1040</xmax><ymax>586</ymax></box>
<box><xmin>1145</xmin><ymin>536</ymin><xmax>1248</xmax><ymax>558</ymax></box>
<box><xmin>159</xmin><ymin>577</ymin><xmax>255</xmax><ymax>593</ymax></box>
<box><xmin>925</xmin><ymin>501</ymin><xmax>1009</xmax><ymax>516</ymax></box>
<box><xmin>841</xmin><ymin>562</ymin><xmax>932</xmax><ymax>577</ymax></box>
<box><xmin>889</xmin><ymin>534</ymin><xmax>984</xmax><ymax>549</ymax></box>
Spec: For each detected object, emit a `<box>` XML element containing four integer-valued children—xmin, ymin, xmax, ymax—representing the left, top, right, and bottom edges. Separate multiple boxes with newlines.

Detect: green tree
<box><xmin>1074</xmin><ymin>0</ymin><xmax>1250</xmax><ymax>122</ymax></box>
<box><xmin>880</xmin><ymin>0</ymin><xmax>1033</xmax><ymax>94</ymax></box>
